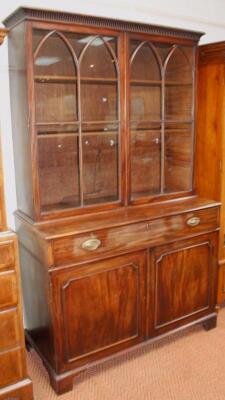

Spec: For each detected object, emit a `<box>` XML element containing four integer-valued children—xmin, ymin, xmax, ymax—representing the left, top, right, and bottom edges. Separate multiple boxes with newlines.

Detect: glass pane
<box><xmin>131</xmin><ymin>131</ymin><xmax>161</xmax><ymax>198</ymax></box>
<box><xmin>82</xmin><ymin>129</ymin><xmax>119</xmax><ymax>205</ymax></box>
<box><xmin>80</xmin><ymin>37</ymin><xmax>118</xmax><ymax>122</ymax></box>
<box><xmin>80</xmin><ymin>36</ymin><xmax>117</xmax><ymax>78</ymax></box>
<box><xmin>130</xmin><ymin>40</ymin><xmax>161</xmax><ymax>124</ymax></box>
<box><xmin>131</xmin><ymin>42</ymin><xmax>161</xmax><ymax>81</ymax></box>
<box><xmin>81</xmin><ymin>83</ymin><xmax>117</xmax><ymax>121</ymax></box>
<box><xmin>130</xmin><ymin>40</ymin><xmax>161</xmax><ymax>123</ymax></box>
<box><xmin>165</xmin><ymin>46</ymin><xmax>193</xmax><ymax>122</ymax></box>
<box><xmin>34</xmin><ymin>31</ymin><xmax>77</xmax><ymax>125</ymax></box>
<box><xmin>131</xmin><ymin>85</ymin><xmax>161</xmax><ymax>122</ymax></box>
<box><xmin>164</xmin><ymin>129</ymin><xmax>192</xmax><ymax>192</ymax></box>
<box><xmin>33</xmin><ymin>30</ymin><xmax>80</xmax><ymax>212</ymax></box>
<box><xmin>38</xmin><ymin>135</ymin><xmax>80</xmax><ymax>212</ymax></box>
<box><xmin>34</xmin><ymin>31</ymin><xmax>75</xmax><ymax>77</ymax></box>
<box><xmin>64</xmin><ymin>32</ymin><xmax>91</xmax><ymax>58</ymax></box>
<box><xmin>80</xmin><ymin>36</ymin><xmax>119</xmax><ymax>205</ymax></box>
<box><xmin>165</xmin><ymin>46</ymin><xmax>193</xmax><ymax>82</ymax></box>
<box><xmin>35</xmin><ymin>82</ymin><xmax>77</xmax><ymax>123</ymax></box>
<box><xmin>165</xmin><ymin>85</ymin><xmax>192</xmax><ymax>121</ymax></box>
<box><xmin>130</xmin><ymin>40</ymin><xmax>162</xmax><ymax>199</ymax></box>
<box><xmin>154</xmin><ymin>43</ymin><xmax>172</xmax><ymax>64</ymax></box>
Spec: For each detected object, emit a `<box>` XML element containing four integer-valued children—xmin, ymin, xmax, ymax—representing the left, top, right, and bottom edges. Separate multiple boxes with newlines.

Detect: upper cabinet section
<box><xmin>4</xmin><ymin>8</ymin><xmax>202</xmax><ymax>221</ymax></box>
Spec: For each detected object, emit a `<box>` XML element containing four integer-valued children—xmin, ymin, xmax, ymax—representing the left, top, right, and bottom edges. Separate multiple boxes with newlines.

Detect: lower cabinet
<box><xmin>52</xmin><ymin>251</ymin><xmax>147</xmax><ymax>371</ymax></box>
<box><xmin>149</xmin><ymin>233</ymin><xmax>217</xmax><ymax>335</ymax></box>
<box><xmin>51</xmin><ymin>232</ymin><xmax>217</xmax><ymax>374</ymax></box>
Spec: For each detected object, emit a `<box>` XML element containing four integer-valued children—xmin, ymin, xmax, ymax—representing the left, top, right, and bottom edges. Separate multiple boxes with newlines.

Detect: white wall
<box><xmin>0</xmin><ymin>0</ymin><xmax>225</xmax><ymax>228</ymax></box>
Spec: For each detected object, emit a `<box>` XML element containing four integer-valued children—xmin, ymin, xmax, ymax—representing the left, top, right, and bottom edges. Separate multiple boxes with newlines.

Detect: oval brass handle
<box><xmin>186</xmin><ymin>217</ymin><xmax>201</xmax><ymax>227</ymax></box>
<box><xmin>81</xmin><ymin>238</ymin><xmax>101</xmax><ymax>251</ymax></box>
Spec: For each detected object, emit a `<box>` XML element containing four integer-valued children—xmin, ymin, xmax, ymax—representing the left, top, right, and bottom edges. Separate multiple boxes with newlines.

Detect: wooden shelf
<box><xmin>35</xmin><ymin>75</ymin><xmax>117</xmax><ymax>84</ymax></box>
<box><xmin>36</xmin><ymin>121</ymin><xmax>79</xmax><ymax>126</ymax></box>
<box><xmin>130</xmin><ymin>120</ymin><xmax>161</xmax><ymax>124</ymax></box>
<box><xmin>130</xmin><ymin>79</ymin><xmax>192</xmax><ymax>86</ymax></box>
<box><xmin>35</xmin><ymin>76</ymin><xmax>191</xmax><ymax>86</ymax></box>
<box><xmin>37</xmin><ymin>131</ymin><xmax>119</xmax><ymax>138</ymax></box>
<box><xmin>36</xmin><ymin>120</ymin><xmax>119</xmax><ymax>126</ymax></box>
<box><xmin>165</xmin><ymin>120</ymin><xmax>193</xmax><ymax>124</ymax></box>
<box><xmin>82</xmin><ymin>120</ymin><xmax>119</xmax><ymax>125</ymax></box>
<box><xmin>130</xmin><ymin>79</ymin><xmax>161</xmax><ymax>86</ymax></box>
<box><xmin>165</xmin><ymin>81</ymin><xmax>192</xmax><ymax>86</ymax></box>
<box><xmin>38</xmin><ymin>132</ymin><xmax>78</xmax><ymax>138</ymax></box>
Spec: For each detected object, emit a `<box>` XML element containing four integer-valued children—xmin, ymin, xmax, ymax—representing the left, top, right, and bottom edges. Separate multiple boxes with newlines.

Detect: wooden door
<box><xmin>51</xmin><ymin>251</ymin><xmax>147</xmax><ymax>371</ymax></box>
<box><xmin>148</xmin><ymin>233</ymin><xmax>218</xmax><ymax>336</ymax></box>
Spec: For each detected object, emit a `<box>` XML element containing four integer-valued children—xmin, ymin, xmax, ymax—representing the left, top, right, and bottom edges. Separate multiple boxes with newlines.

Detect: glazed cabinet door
<box><xmin>51</xmin><ymin>251</ymin><xmax>147</xmax><ymax>371</ymax></box>
<box><xmin>129</xmin><ymin>38</ymin><xmax>195</xmax><ymax>202</ymax></box>
<box><xmin>149</xmin><ymin>233</ymin><xmax>218</xmax><ymax>336</ymax></box>
<box><xmin>32</xmin><ymin>27</ymin><xmax>122</xmax><ymax>215</ymax></box>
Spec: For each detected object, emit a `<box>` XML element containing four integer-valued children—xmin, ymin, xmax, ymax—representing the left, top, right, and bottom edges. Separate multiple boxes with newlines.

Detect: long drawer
<box><xmin>52</xmin><ymin>207</ymin><xmax>219</xmax><ymax>267</ymax></box>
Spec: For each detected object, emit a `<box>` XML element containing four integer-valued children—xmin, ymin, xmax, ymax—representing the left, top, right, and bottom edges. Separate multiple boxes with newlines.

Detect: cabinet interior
<box><xmin>32</xmin><ymin>29</ymin><xmax>195</xmax><ymax>215</ymax></box>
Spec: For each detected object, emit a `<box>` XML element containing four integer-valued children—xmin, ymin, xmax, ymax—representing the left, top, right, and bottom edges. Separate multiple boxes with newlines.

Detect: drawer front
<box><xmin>53</xmin><ymin>207</ymin><xmax>219</xmax><ymax>267</ymax></box>
<box><xmin>0</xmin><ymin>308</ymin><xmax>21</xmax><ymax>351</ymax></box>
<box><xmin>0</xmin><ymin>348</ymin><xmax>24</xmax><ymax>388</ymax></box>
<box><xmin>0</xmin><ymin>271</ymin><xmax>18</xmax><ymax>309</ymax></box>
<box><xmin>0</xmin><ymin>241</ymin><xmax>15</xmax><ymax>272</ymax></box>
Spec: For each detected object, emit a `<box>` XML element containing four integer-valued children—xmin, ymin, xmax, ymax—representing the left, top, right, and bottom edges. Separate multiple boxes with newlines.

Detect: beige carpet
<box><xmin>27</xmin><ymin>309</ymin><xmax>225</xmax><ymax>400</ymax></box>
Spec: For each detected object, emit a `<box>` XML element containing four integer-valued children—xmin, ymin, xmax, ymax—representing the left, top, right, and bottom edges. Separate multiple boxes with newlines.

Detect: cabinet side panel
<box><xmin>8</xmin><ymin>22</ymin><xmax>34</xmax><ymax>218</ymax></box>
<box><xmin>19</xmin><ymin>244</ymin><xmax>55</xmax><ymax>367</ymax></box>
<box><xmin>196</xmin><ymin>52</ymin><xmax>225</xmax><ymax>304</ymax></box>
<box><xmin>196</xmin><ymin>62</ymin><xmax>224</xmax><ymax>201</ymax></box>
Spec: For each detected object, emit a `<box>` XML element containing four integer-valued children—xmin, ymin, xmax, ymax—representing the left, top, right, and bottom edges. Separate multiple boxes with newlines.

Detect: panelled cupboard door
<box><xmin>149</xmin><ymin>233</ymin><xmax>217</xmax><ymax>336</ymax></box>
<box><xmin>51</xmin><ymin>251</ymin><xmax>147</xmax><ymax>371</ymax></box>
